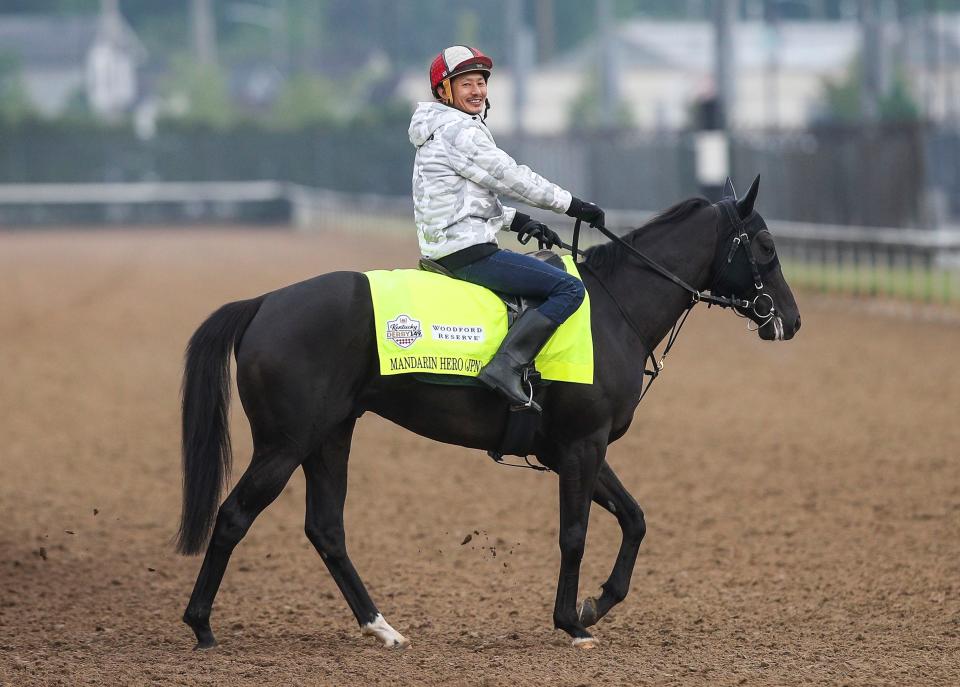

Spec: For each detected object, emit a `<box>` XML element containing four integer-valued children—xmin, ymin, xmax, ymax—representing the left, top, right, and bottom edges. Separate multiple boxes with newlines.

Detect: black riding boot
<box><xmin>477</xmin><ymin>309</ymin><xmax>559</xmax><ymax>412</ymax></box>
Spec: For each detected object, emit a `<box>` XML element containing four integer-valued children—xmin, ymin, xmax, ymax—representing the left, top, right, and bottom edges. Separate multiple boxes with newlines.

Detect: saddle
<box><xmin>416</xmin><ymin>250</ymin><xmax>567</xmax><ymax>464</ymax></box>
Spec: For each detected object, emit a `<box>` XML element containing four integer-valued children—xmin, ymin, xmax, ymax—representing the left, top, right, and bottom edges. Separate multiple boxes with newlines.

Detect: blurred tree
<box><xmin>60</xmin><ymin>86</ymin><xmax>98</xmax><ymax>123</ymax></box>
<box><xmin>270</xmin><ymin>47</ymin><xmax>412</xmax><ymax>129</ymax></box>
<box><xmin>269</xmin><ymin>72</ymin><xmax>341</xmax><ymax>129</ymax></box>
<box><xmin>567</xmin><ymin>65</ymin><xmax>634</xmax><ymax>130</ymax></box>
<box><xmin>820</xmin><ymin>72</ymin><xmax>859</xmax><ymax>122</ymax></box>
<box><xmin>818</xmin><ymin>61</ymin><xmax>919</xmax><ymax>124</ymax></box>
<box><xmin>160</xmin><ymin>54</ymin><xmax>235</xmax><ymax>129</ymax></box>
<box><xmin>880</xmin><ymin>73</ymin><xmax>921</xmax><ymax>122</ymax></box>
<box><xmin>350</xmin><ymin>96</ymin><xmax>414</xmax><ymax>129</ymax></box>
<box><xmin>0</xmin><ymin>53</ymin><xmax>35</xmax><ymax>123</ymax></box>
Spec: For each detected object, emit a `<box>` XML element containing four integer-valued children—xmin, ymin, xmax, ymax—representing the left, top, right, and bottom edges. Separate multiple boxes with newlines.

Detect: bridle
<box><xmin>712</xmin><ymin>199</ymin><xmax>780</xmax><ymax>334</ymax></box>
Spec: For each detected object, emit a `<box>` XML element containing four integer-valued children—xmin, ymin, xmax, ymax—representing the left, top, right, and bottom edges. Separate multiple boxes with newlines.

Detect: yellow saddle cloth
<box><xmin>365</xmin><ymin>255</ymin><xmax>593</xmax><ymax>384</ymax></box>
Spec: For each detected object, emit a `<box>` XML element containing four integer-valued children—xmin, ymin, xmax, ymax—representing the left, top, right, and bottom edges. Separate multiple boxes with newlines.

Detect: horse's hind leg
<box><xmin>183</xmin><ymin>446</ymin><xmax>302</xmax><ymax>649</ymax></box>
<box><xmin>302</xmin><ymin>419</ymin><xmax>409</xmax><ymax>649</ymax></box>
<box><xmin>578</xmin><ymin>461</ymin><xmax>646</xmax><ymax>628</ymax></box>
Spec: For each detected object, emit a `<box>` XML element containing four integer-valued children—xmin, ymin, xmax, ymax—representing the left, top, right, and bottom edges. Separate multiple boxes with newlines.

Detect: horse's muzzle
<box><xmin>759</xmin><ymin>313</ymin><xmax>800</xmax><ymax>341</ymax></box>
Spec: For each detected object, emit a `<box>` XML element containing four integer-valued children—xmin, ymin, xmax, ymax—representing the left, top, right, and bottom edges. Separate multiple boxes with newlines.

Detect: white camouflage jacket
<box><xmin>408</xmin><ymin>101</ymin><xmax>573</xmax><ymax>260</ymax></box>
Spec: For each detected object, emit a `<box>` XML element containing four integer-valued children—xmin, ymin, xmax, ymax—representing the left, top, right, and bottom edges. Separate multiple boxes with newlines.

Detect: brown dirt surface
<box><xmin>1</xmin><ymin>228</ymin><xmax>958</xmax><ymax>686</ymax></box>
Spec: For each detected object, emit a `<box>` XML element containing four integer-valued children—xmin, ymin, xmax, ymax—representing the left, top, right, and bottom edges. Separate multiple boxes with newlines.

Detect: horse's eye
<box><xmin>751</xmin><ymin>230</ymin><xmax>777</xmax><ymax>264</ymax></box>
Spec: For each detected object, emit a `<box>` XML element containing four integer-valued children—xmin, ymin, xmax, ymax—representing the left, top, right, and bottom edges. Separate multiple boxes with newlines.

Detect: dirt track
<box><xmin>1</xmin><ymin>228</ymin><xmax>958</xmax><ymax>686</ymax></box>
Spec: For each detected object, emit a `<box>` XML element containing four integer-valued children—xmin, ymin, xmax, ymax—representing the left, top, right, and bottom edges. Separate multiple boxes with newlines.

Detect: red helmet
<box><xmin>429</xmin><ymin>45</ymin><xmax>493</xmax><ymax>101</ymax></box>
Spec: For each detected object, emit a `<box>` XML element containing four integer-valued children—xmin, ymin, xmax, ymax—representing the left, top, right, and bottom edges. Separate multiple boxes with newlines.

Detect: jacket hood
<box><xmin>408</xmin><ymin>101</ymin><xmax>468</xmax><ymax>147</ymax></box>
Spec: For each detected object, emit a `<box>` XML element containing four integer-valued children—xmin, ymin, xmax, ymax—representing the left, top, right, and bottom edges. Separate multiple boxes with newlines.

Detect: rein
<box><xmin>575</xmin><ymin>206</ymin><xmax>755</xmax><ymax>312</ymax></box>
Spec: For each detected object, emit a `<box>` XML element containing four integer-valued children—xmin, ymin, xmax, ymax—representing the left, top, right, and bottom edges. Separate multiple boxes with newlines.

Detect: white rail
<box><xmin>770</xmin><ymin>219</ymin><xmax>960</xmax><ymax>249</ymax></box>
<box><xmin>0</xmin><ymin>181</ymin><xmax>288</xmax><ymax>205</ymax></box>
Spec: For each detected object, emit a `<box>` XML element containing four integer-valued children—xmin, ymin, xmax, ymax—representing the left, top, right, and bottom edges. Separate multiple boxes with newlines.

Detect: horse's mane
<box><xmin>582</xmin><ymin>197</ymin><xmax>711</xmax><ymax>276</ymax></box>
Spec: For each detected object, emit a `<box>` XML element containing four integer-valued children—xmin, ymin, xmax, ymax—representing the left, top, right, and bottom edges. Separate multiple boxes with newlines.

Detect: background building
<box><xmin>0</xmin><ymin>0</ymin><xmax>144</xmax><ymax>118</ymax></box>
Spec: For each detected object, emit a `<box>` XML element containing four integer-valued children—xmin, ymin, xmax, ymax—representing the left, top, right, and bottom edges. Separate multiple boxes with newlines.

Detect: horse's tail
<box><xmin>175</xmin><ymin>295</ymin><xmax>266</xmax><ymax>555</ymax></box>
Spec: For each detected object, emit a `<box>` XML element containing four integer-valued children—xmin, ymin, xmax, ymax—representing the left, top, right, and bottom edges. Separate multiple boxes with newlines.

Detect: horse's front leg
<box><xmin>545</xmin><ymin>431</ymin><xmax>608</xmax><ymax>648</ymax></box>
<box><xmin>577</xmin><ymin>461</ymin><xmax>646</xmax><ymax>628</ymax></box>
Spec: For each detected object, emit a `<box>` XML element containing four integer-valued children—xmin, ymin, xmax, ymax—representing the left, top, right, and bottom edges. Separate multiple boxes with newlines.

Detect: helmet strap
<box><xmin>482</xmin><ymin>98</ymin><xmax>490</xmax><ymax>122</ymax></box>
<box><xmin>439</xmin><ymin>78</ymin><xmax>453</xmax><ymax>105</ymax></box>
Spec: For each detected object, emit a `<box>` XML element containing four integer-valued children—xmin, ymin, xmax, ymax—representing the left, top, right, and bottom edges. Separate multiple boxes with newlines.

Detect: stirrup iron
<box><xmin>509</xmin><ymin>367</ymin><xmax>540</xmax><ymax>411</ymax></box>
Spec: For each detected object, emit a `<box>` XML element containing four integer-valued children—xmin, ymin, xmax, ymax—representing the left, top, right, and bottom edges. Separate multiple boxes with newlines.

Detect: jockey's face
<box><xmin>448</xmin><ymin>72</ymin><xmax>487</xmax><ymax>115</ymax></box>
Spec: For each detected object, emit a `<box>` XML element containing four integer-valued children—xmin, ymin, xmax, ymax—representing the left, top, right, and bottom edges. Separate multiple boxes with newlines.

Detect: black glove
<box><xmin>566</xmin><ymin>197</ymin><xmax>605</xmax><ymax>228</ymax></box>
<box><xmin>510</xmin><ymin>212</ymin><xmax>561</xmax><ymax>250</ymax></box>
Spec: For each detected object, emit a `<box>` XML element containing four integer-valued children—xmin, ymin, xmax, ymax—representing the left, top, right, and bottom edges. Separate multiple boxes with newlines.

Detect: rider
<box><xmin>409</xmin><ymin>45</ymin><xmax>605</xmax><ymax>412</ymax></box>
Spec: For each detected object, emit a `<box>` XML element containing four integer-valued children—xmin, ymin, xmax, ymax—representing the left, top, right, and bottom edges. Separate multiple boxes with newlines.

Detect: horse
<box><xmin>176</xmin><ymin>176</ymin><xmax>800</xmax><ymax>650</ymax></box>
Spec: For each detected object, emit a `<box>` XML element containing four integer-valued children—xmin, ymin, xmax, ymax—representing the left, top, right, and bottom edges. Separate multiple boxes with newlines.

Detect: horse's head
<box><xmin>711</xmin><ymin>176</ymin><xmax>801</xmax><ymax>341</ymax></box>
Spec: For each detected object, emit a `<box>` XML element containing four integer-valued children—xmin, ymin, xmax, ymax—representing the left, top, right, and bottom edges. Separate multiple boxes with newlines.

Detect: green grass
<box><xmin>782</xmin><ymin>260</ymin><xmax>960</xmax><ymax>304</ymax></box>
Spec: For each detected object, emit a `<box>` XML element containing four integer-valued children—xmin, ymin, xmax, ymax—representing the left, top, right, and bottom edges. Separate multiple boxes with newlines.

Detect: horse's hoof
<box><xmin>387</xmin><ymin>636</ymin><xmax>410</xmax><ymax>650</ymax></box>
<box><xmin>362</xmin><ymin>631</ymin><xmax>410</xmax><ymax>650</ymax></box>
<box><xmin>572</xmin><ymin>636</ymin><xmax>599</xmax><ymax>650</ymax></box>
<box><xmin>193</xmin><ymin>636</ymin><xmax>217</xmax><ymax>650</ymax></box>
<box><xmin>184</xmin><ymin>610</ymin><xmax>217</xmax><ymax>650</ymax></box>
<box><xmin>578</xmin><ymin>597</ymin><xmax>599</xmax><ymax>627</ymax></box>
<box><xmin>188</xmin><ymin>624</ymin><xmax>217</xmax><ymax>650</ymax></box>
<box><xmin>361</xmin><ymin>614</ymin><xmax>410</xmax><ymax>650</ymax></box>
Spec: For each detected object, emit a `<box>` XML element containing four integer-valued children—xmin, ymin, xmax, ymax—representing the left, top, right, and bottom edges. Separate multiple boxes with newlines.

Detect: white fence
<box><xmin>2</xmin><ymin>181</ymin><xmax>958</xmax><ymax>303</ymax></box>
<box><xmin>0</xmin><ymin>181</ymin><xmax>291</xmax><ymax>225</ymax></box>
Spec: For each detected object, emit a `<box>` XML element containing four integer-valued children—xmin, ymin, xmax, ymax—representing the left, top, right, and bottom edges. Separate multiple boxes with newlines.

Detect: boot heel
<box><xmin>476</xmin><ymin>310</ymin><xmax>559</xmax><ymax>411</ymax></box>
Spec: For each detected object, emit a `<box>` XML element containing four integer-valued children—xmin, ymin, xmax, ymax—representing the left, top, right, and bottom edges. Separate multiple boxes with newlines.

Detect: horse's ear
<box><xmin>736</xmin><ymin>174</ymin><xmax>760</xmax><ymax>219</ymax></box>
<box><xmin>723</xmin><ymin>177</ymin><xmax>737</xmax><ymax>200</ymax></box>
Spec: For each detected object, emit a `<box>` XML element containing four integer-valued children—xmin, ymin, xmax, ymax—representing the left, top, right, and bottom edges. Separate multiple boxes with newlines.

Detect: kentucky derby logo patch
<box><xmin>386</xmin><ymin>314</ymin><xmax>422</xmax><ymax>349</ymax></box>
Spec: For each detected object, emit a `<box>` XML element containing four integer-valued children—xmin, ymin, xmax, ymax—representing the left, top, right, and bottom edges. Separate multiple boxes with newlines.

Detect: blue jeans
<box><xmin>451</xmin><ymin>249</ymin><xmax>585</xmax><ymax>325</ymax></box>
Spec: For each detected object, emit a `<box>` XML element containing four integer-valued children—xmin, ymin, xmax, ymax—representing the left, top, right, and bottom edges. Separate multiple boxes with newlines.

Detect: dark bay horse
<box><xmin>177</xmin><ymin>177</ymin><xmax>800</xmax><ymax>650</ymax></box>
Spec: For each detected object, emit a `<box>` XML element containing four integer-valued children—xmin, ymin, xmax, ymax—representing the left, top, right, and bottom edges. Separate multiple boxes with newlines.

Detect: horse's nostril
<box><xmin>794</xmin><ymin>315</ymin><xmax>802</xmax><ymax>332</ymax></box>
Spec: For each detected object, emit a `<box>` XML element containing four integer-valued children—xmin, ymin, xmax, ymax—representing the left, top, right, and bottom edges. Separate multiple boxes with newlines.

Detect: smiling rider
<box><xmin>408</xmin><ymin>45</ymin><xmax>605</xmax><ymax>412</ymax></box>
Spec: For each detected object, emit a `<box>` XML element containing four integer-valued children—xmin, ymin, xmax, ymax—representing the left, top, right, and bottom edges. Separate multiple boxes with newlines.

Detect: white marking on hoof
<box><xmin>572</xmin><ymin>636</ymin><xmax>599</xmax><ymax>649</ymax></box>
<box><xmin>361</xmin><ymin>614</ymin><xmax>410</xmax><ymax>650</ymax></box>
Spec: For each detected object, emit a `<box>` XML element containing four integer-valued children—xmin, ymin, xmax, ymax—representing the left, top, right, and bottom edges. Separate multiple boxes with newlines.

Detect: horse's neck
<box><xmin>596</xmin><ymin>207</ymin><xmax>717</xmax><ymax>351</ymax></box>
